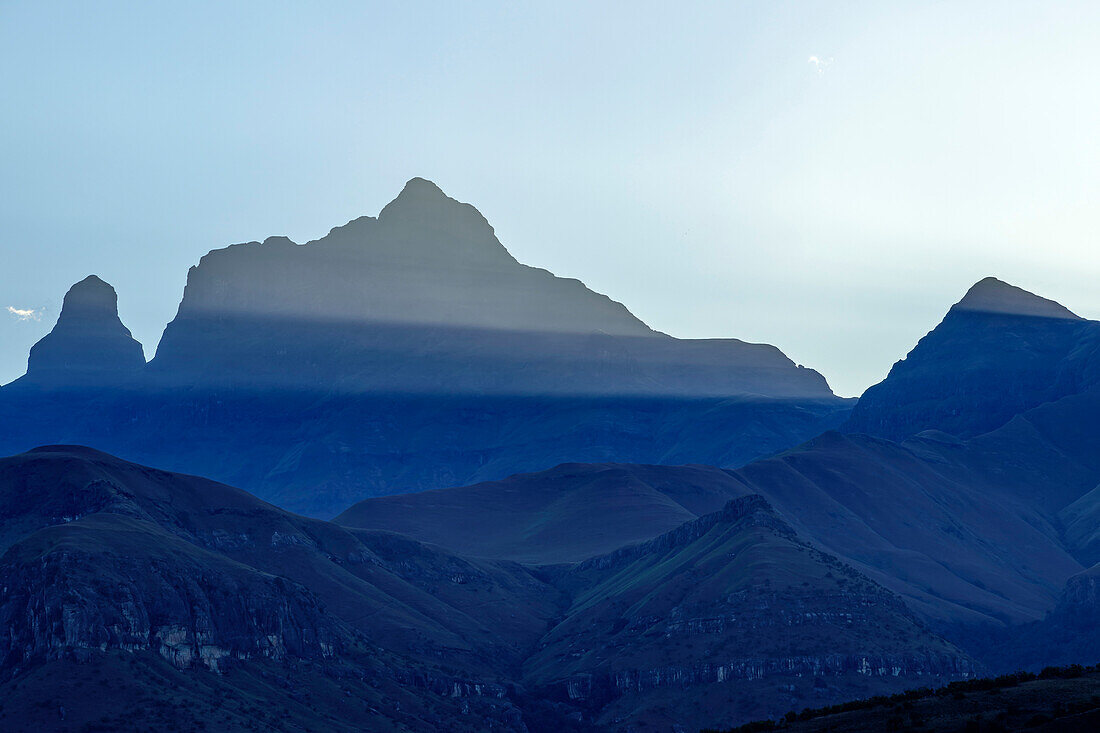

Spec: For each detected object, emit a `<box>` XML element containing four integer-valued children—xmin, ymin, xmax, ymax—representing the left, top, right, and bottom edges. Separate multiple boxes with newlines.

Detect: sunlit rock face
<box><xmin>161</xmin><ymin>178</ymin><xmax>652</xmax><ymax>336</ymax></box>
<box><xmin>844</xmin><ymin>276</ymin><xmax>1100</xmax><ymax>440</ymax></box>
<box><xmin>150</xmin><ymin>178</ymin><xmax>835</xmax><ymax>399</ymax></box>
<box><xmin>22</xmin><ymin>275</ymin><xmax>145</xmax><ymax>386</ymax></box>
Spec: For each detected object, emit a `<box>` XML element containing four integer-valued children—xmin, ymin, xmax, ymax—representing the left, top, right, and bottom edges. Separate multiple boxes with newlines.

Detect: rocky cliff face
<box><xmin>1052</xmin><ymin>566</ymin><xmax>1100</xmax><ymax>627</ymax></box>
<box><xmin>0</xmin><ymin>514</ymin><xmax>343</xmax><ymax>676</ymax></box>
<box><xmin>0</xmin><ymin>446</ymin><xmax>569</xmax><ymax>730</ymax></box>
<box><xmin>845</xmin><ymin>277</ymin><xmax>1100</xmax><ymax>441</ymax></box>
<box><xmin>20</xmin><ymin>276</ymin><xmax>145</xmax><ymax>386</ymax></box>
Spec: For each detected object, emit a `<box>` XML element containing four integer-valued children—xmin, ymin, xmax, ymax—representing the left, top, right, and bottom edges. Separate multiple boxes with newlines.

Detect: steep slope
<box><xmin>157</xmin><ymin>178</ymin><xmax>650</xmax><ymax>341</ymax></box>
<box><xmin>17</xmin><ymin>275</ymin><xmax>145</xmax><ymax>386</ymax></box>
<box><xmin>844</xmin><ymin>277</ymin><xmax>1100</xmax><ymax>441</ymax></box>
<box><xmin>525</xmin><ymin>496</ymin><xmax>973</xmax><ymax>731</ymax></box>
<box><xmin>979</xmin><ymin>563</ymin><xmax>1100</xmax><ymax>674</ymax></box>
<box><xmin>1027</xmin><ymin>564</ymin><xmax>1100</xmax><ymax>666</ymax></box>
<box><xmin>340</xmin><ymin>395</ymin><xmax>1100</xmax><ymax>630</ymax></box>
<box><xmin>0</xmin><ymin>446</ymin><xmax>983</xmax><ymax>732</ymax></box>
<box><xmin>0</xmin><ymin>446</ymin><xmax>567</xmax><ymax>730</ymax></box>
<box><xmin>337</xmin><ymin>279</ymin><xmax>1100</xmax><ymax>635</ymax></box>
<box><xmin>1060</xmin><ymin>484</ymin><xmax>1100</xmax><ymax>567</ymax></box>
<box><xmin>337</xmin><ymin>462</ymin><xmax>753</xmax><ymax>564</ymax></box>
<box><xmin>727</xmin><ymin>424</ymin><xmax>1093</xmax><ymax>628</ymax></box>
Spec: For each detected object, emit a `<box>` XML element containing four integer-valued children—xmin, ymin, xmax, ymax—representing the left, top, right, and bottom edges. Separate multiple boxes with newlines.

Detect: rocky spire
<box><xmin>24</xmin><ymin>275</ymin><xmax>145</xmax><ymax>385</ymax></box>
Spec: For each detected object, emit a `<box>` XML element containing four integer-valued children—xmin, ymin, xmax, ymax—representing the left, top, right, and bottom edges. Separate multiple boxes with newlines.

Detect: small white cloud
<box><xmin>808</xmin><ymin>55</ymin><xmax>834</xmax><ymax>75</ymax></box>
<box><xmin>6</xmin><ymin>306</ymin><xmax>41</xmax><ymax>322</ymax></box>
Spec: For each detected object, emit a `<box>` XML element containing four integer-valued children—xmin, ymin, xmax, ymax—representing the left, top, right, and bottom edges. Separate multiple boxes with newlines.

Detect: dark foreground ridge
<box><xmin>707</xmin><ymin>664</ymin><xmax>1100</xmax><ymax>733</ymax></box>
<box><xmin>0</xmin><ymin>446</ymin><xmax>971</xmax><ymax>731</ymax></box>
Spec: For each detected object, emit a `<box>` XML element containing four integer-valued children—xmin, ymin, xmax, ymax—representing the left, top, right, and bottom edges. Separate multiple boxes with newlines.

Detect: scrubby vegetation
<box><xmin>706</xmin><ymin>664</ymin><xmax>1100</xmax><ymax>732</ymax></box>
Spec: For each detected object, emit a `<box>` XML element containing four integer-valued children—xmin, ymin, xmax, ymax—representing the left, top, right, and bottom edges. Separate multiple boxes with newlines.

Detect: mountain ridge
<box><xmin>0</xmin><ymin>445</ymin><xmax>973</xmax><ymax>731</ymax></box>
<box><xmin>0</xmin><ymin>178</ymin><xmax>848</xmax><ymax>517</ymax></box>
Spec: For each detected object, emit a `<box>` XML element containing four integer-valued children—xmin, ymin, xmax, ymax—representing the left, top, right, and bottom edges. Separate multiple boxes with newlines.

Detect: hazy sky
<box><xmin>3</xmin><ymin>1</ymin><xmax>1099</xmax><ymax>396</ymax></box>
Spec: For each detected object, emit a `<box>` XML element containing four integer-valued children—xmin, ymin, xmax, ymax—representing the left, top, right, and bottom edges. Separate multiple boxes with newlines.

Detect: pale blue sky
<box><xmin>2</xmin><ymin>1</ymin><xmax>1098</xmax><ymax>396</ymax></box>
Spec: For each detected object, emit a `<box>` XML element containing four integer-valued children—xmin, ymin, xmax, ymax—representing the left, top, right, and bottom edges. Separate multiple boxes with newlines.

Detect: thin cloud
<box><xmin>808</xmin><ymin>55</ymin><xmax>834</xmax><ymax>75</ymax></box>
<box><xmin>6</xmin><ymin>306</ymin><xmax>41</xmax><ymax>322</ymax></box>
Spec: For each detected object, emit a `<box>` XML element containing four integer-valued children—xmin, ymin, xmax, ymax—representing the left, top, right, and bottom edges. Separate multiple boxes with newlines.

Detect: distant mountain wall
<box><xmin>0</xmin><ymin>178</ymin><xmax>847</xmax><ymax>516</ymax></box>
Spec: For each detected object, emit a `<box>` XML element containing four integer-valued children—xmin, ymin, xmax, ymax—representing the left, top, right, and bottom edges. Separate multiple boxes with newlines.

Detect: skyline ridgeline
<box><xmin>9</xmin><ymin>178</ymin><xmax>1092</xmax><ymax>400</ymax></box>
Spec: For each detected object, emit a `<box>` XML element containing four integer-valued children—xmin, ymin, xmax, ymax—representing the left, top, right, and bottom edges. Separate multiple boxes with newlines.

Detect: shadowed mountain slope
<box><xmin>0</xmin><ymin>446</ymin><xmax>974</xmax><ymax>732</ymax></box>
<box><xmin>726</xmin><ymin>412</ymin><xmax>1096</xmax><ymax>628</ymax></box>
<box><xmin>341</xmin><ymin>411</ymin><xmax>1095</xmax><ymax>630</ymax></box>
<box><xmin>844</xmin><ymin>277</ymin><xmax>1100</xmax><ymax>441</ymax></box>
<box><xmin>0</xmin><ymin>447</ymin><xmax>571</xmax><ymax>720</ymax></box>
<box><xmin>341</xmin><ymin>280</ymin><xmax>1100</xmax><ymax>635</ymax></box>
<box><xmin>336</xmin><ymin>462</ymin><xmax>754</xmax><ymax>564</ymax></box>
<box><xmin>1060</xmin><ymin>484</ymin><xmax>1100</xmax><ymax>567</ymax></box>
<box><xmin>524</xmin><ymin>496</ymin><xmax>973</xmax><ymax>731</ymax></box>
<box><xmin>975</xmin><ymin>563</ymin><xmax>1100</xmax><ymax>675</ymax></box>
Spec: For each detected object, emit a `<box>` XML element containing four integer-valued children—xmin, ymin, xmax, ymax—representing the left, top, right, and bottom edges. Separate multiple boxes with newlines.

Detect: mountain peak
<box><xmin>374</xmin><ymin>178</ymin><xmax>514</xmax><ymax>264</ymax></box>
<box><xmin>401</xmin><ymin>176</ymin><xmax>445</xmax><ymax>196</ymax></box>
<box><xmin>58</xmin><ymin>275</ymin><xmax>120</xmax><ymax>322</ymax></box>
<box><xmin>952</xmin><ymin>277</ymin><xmax>1080</xmax><ymax>320</ymax></box>
<box><xmin>380</xmin><ymin>177</ymin><xmax>469</xmax><ymax>217</ymax></box>
<box><xmin>22</xmin><ymin>276</ymin><xmax>145</xmax><ymax>385</ymax></box>
<box><xmin>844</xmin><ymin>275</ymin><xmax>1096</xmax><ymax>440</ymax></box>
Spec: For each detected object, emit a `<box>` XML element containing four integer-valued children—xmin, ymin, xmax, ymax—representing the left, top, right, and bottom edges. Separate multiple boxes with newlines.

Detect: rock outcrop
<box><xmin>21</xmin><ymin>276</ymin><xmax>145</xmax><ymax>386</ymax></box>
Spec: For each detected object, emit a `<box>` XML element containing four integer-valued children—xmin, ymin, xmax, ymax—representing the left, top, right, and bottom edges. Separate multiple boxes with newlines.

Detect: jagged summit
<box><xmin>159</xmin><ymin>176</ymin><xmax>646</xmax><ymax>339</ymax></box>
<box><xmin>952</xmin><ymin>276</ymin><xmax>1080</xmax><ymax>320</ymax></box>
<box><xmin>21</xmin><ymin>276</ymin><xmax>145</xmax><ymax>386</ymax></box>
<box><xmin>371</xmin><ymin>177</ymin><xmax>518</xmax><ymax>267</ymax></box>
<box><xmin>380</xmin><ymin>176</ymin><xmax>454</xmax><ymax>216</ymax></box>
<box><xmin>315</xmin><ymin>178</ymin><xmax>516</xmax><ymax>269</ymax></box>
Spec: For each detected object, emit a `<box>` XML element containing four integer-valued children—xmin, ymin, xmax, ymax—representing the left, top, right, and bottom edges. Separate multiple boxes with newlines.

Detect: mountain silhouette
<box><xmin>149</xmin><ymin>177</ymin><xmax>832</xmax><ymax>398</ymax></box>
<box><xmin>18</xmin><ymin>275</ymin><xmax>145</xmax><ymax>386</ymax></box>
<box><xmin>344</xmin><ymin>280</ymin><xmax>1100</xmax><ymax>634</ymax></box>
<box><xmin>0</xmin><ymin>179</ymin><xmax>849</xmax><ymax>516</ymax></box>
<box><xmin>844</xmin><ymin>277</ymin><xmax>1100</xmax><ymax>440</ymax></box>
